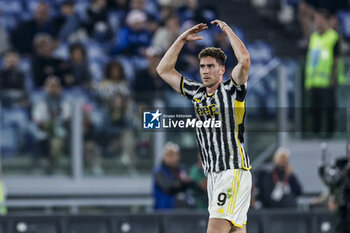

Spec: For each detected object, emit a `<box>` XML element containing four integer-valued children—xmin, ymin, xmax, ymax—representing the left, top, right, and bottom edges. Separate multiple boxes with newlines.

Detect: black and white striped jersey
<box><xmin>180</xmin><ymin>76</ymin><xmax>251</xmax><ymax>174</ymax></box>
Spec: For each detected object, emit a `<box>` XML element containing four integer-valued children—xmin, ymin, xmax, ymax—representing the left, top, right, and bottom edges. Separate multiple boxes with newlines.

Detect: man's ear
<box><xmin>220</xmin><ymin>65</ymin><xmax>225</xmax><ymax>75</ymax></box>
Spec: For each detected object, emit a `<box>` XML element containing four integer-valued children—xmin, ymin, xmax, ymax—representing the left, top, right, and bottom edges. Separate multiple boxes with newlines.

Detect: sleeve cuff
<box><xmin>180</xmin><ymin>76</ymin><xmax>185</xmax><ymax>96</ymax></box>
<box><xmin>230</xmin><ymin>76</ymin><xmax>238</xmax><ymax>87</ymax></box>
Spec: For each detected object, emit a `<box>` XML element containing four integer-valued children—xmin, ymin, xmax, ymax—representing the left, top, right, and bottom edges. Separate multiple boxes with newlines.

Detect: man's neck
<box><xmin>206</xmin><ymin>81</ymin><xmax>221</xmax><ymax>95</ymax></box>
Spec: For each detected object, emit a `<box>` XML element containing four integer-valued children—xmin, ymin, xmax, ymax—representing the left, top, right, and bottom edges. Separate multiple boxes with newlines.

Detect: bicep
<box><xmin>231</xmin><ymin>62</ymin><xmax>249</xmax><ymax>86</ymax></box>
<box><xmin>158</xmin><ymin>69</ymin><xmax>182</xmax><ymax>94</ymax></box>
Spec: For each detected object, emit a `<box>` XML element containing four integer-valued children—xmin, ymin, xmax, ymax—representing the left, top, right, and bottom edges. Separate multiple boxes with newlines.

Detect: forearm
<box><xmin>156</xmin><ymin>38</ymin><xmax>185</xmax><ymax>93</ymax></box>
<box><xmin>222</xmin><ymin>25</ymin><xmax>250</xmax><ymax>66</ymax></box>
<box><xmin>156</xmin><ymin>38</ymin><xmax>185</xmax><ymax>76</ymax></box>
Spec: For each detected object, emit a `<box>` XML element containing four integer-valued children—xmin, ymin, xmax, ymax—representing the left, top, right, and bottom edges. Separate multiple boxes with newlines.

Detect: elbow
<box><xmin>156</xmin><ymin>64</ymin><xmax>166</xmax><ymax>77</ymax></box>
<box><xmin>156</xmin><ymin>64</ymin><xmax>172</xmax><ymax>78</ymax></box>
<box><xmin>156</xmin><ymin>65</ymin><xmax>162</xmax><ymax>76</ymax></box>
<box><xmin>238</xmin><ymin>54</ymin><xmax>250</xmax><ymax>67</ymax></box>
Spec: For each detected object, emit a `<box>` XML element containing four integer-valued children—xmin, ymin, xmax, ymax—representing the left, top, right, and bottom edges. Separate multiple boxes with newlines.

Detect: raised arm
<box><xmin>156</xmin><ymin>23</ymin><xmax>208</xmax><ymax>94</ymax></box>
<box><xmin>211</xmin><ymin>20</ymin><xmax>250</xmax><ymax>86</ymax></box>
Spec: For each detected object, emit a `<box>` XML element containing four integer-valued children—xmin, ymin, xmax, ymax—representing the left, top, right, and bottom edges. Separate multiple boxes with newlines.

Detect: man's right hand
<box><xmin>179</xmin><ymin>23</ymin><xmax>208</xmax><ymax>42</ymax></box>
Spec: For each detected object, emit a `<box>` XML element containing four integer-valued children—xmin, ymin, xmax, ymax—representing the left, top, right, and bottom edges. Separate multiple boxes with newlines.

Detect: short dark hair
<box><xmin>198</xmin><ymin>47</ymin><xmax>227</xmax><ymax>66</ymax></box>
<box><xmin>69</xmin><ymin>43</ymin><xmax>86</xmax><ymax>58</ymax></box>
<box><xmin>104</xmin><ymin>60</ymin><xmax>126</xmax><ymax>81</ymax></box>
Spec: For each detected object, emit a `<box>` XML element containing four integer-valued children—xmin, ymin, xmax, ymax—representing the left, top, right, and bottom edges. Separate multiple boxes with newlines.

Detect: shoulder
<box><xmin>181</xmin><ymin>76</ymin><xmax>205</xmax><ymax>95</ymax></box>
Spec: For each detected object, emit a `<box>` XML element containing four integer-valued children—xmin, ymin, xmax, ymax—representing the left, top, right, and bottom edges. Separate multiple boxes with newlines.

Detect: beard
<box><xmin>203</xmin><ymin>78</ymin><xmax>219</xmax><ymax>88</ymax></box>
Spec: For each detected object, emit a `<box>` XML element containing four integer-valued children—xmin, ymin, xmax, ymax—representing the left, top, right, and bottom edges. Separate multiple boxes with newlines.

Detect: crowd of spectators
<box><xmin>0</xmin><ymin>0</ymin><xmax>220</xmax><ymax>174</ymax></box>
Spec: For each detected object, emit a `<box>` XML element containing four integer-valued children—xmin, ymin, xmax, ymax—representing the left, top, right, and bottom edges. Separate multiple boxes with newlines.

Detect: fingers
<box><xmin>211</xmin><ymin>20</ymin><xmax>218</xmax><ymax>25</ymax></box>
<box><xmin>193</xmin><ymin>36</ymin><xmax>203</xmax><ymax>41</ymax></box>
<box><xmin>191</xmin><ymin>23</ymin><xmax>208</xmax><ymax>32</ymax></box>
<box><xmin>211</xmin><ymin>19</ymin><xmax>221</xmax><ymax>25</ymax></box>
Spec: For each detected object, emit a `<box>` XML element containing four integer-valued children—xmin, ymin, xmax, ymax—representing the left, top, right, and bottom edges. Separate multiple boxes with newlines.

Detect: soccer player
<box><xmin>156</xmin><ymin>19</ymin><xmax>252</xmax><ymax>233</ymax></box>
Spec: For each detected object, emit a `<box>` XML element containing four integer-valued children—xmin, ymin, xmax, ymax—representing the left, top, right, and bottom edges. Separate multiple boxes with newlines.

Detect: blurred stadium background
<box><xmin>0</xmin><ymin>0</ymin><xmax>349</xmax><ymax>232</ymax></box>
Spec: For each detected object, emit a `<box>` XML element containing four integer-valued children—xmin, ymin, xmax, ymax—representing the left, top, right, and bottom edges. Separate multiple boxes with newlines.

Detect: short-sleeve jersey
<box><xmin>180</xmin><ymin>76</ymin><xmax>251</xmax><ymax>173</ymax></box>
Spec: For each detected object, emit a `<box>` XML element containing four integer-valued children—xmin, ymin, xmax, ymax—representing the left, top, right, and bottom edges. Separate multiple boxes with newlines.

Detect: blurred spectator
<box><xmin>84</xmin><ymin>0</ymin><xmax>113</xmax><ymax>41</ymax></box>
<box><xmin>0</xmin><ymin>9</ymin><xmax>11</xmax><ymax>55</ymax></box>
<box><xmin>96</xmin><ymin>61</ymin><xmax>135</xmax><ymax>169</ymax></box>
<box><xmin>11</xmin><ymin>2</ymin><xmax>52</xmax><ymax>54</ymax></box>
<box><xmin>318</xmin><ymin>143</ymin><xmax>350</xmax><ymax>233</ymax></box>
<box><xmin>32</xmin><ymin>76</ymin><xmax>71</xmax><ymax>174</ymax></box>
<box><xmin>0</xmin><ymin>50</ymin><xmax>27</xmax><ymax>106</ymax></box>
<box><xmin>96</xmin><ymin>60</ymin><xmax>130</xmax><ymax>99</ymax></box>
<box><xmin>298</xmin><ymin>0</ymin><xmax>349</xmax><ymax>48</ymax></box>
<box><xmin>66</xmin><ymin>43</ymin><xmax>92</xmax><ymax>88</ymax></box>
<box><xmin>255</xmin><ymin>147</ymin><xmax>302</xmax><ymax>208</ymax></box>
<box><xmin>189</xmin><ymin>155</ymin><xmax>207</xmax><ymax>210</ymax></box>
<box><xmin>304</xmin><ymin>9</ymin><xmax>344</xmax><ymax>136</ymax></box>
<box><xmin>133</xmin><ymin>47</ymin><xmax>166</xmax><ymax>105</ymax></box>
<box><xmin>32</xmin><ymin>33</ymin><xmax>70</xmax><ymax>88</ymax></box>
<box><xmin>51</xmin><ymin>1</ymin><xmax>81</xmax><ymax>42</ymax></box>
<box><xmin>111</xmin><ymin>9</ymin><xmax>151</xmax><ymax>56</ymax></box>
<box><xmin>152</xmin><ymin>142</ymin><xmax>192</xmax><ymax>210</ymax></box>
<box><xmin>152</xmin><ymin>13</ymin><xmax>180</xmax><ymax>53</ymax></box>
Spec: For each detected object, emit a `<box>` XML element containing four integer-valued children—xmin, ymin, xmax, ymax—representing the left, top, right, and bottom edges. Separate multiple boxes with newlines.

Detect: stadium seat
<box><xmin>75</xmin><ymin>1</ymin><xmax>90</xmax><ymax>21</ymax></box>
<box><xmin>115</xmin><ymin>214</ymin><xmax>161</xmax><ymax>233</ymax></box>
<box><xmin>0</xmin><ymin>15</ymin><xmax>19</xmax><ymax>31</ymax></box>
<box><xmin>29</xmin><ymin>89</ymin><xmax>46</xmax><ymax>105</ymax></box>
<box><xmin>18</xmin><ymin>57</ymin><xmax>32</xmax><ymax>74</ymax></box>
<box><xmin>63</xmin><ymin>88</ymin><xmax>90</xmax><ymax>103</ymax></box>
<box><xmin>0</xmin><ymin>0</ymin><xmax>23</xmax><ymax>16</ymax></box>
<box><xmin>25</xmin><ymin>0</ymin><xmax>41</xmax><ymax>15</ymax></box>
<box><xmin>108</xmin><ymin>11</ymin><xmax>122</xmax><ymax>35</ymax></box>
<box><xmin>53</xmin><ymin>42</ymin><xmax>69</xmax><ymax>60</ymax></box>
<box><xmin>163</xmin><ymin>213</ymin><xmax>208</xmax><ymax>233</ymax></box>
<box><xmin>89</xmin><ymin>60</ymin><xmax>104</xmax><ymax>82</ymax></box>
<box><xmin>86</xmin><ymin>42</ymin><xmax>108</xmax><ymax>63</ymax></box>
